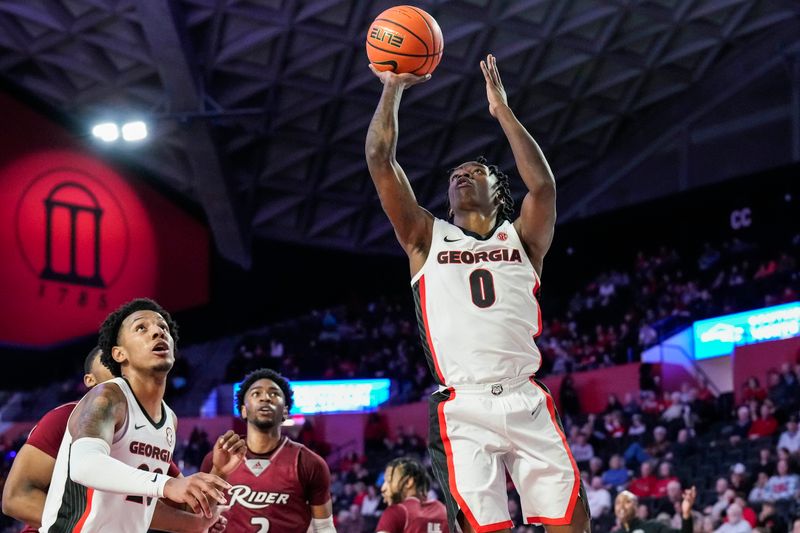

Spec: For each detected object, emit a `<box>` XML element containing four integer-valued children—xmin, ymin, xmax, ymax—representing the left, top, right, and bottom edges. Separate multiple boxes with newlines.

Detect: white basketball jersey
<box><xmin>40</xmin><ymin>377</ymin><xmax>177</xmax><ymax>533</ymax></box>
<box><xmin>411</xmin><ymin>218</ymin><xmax>542</xmax><ymax>386</ymax></box>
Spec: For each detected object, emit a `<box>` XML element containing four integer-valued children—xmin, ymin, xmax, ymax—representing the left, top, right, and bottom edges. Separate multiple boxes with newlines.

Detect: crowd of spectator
<box><xmin>290</xmin><ymin>365</ymin><xmax>800</xmax><ymax>533</ymax></box>
<box><xmin>224</xmin><ymin>234</ymin><xmax>798</xmax><ymax>406</ymax></box>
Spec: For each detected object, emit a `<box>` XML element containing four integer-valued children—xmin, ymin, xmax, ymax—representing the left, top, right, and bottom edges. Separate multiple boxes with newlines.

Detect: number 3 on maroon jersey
<box><xmin>251</xmin><ymin>517</ymin><xmax>270</xmax><ymax>532</ymax></box>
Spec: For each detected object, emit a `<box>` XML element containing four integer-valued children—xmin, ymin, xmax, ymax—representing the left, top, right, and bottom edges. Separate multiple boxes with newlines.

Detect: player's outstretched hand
<box><xmin>480</xmin><ymin>53</ymin><xmax>508</xmax><ymax>118</ymax></box>
<box><xmin>368</xmin><ymin>64</ymin><xmax>431</xmax><ymax>89</ymax></box>
<box><xmin>163</xmin><ymin>472</ymin><xmax>230</xmax><ymax>519</ymax></box>
<box><xmin>212</xmin><ymin>430</ymin><xmax>246</xmax><ymax>478</ymax></box>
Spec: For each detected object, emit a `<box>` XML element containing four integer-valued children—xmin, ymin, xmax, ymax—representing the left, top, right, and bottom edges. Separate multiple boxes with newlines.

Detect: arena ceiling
<box><xmin>0</xmin><ymin>0</ymin><xmax>798</xmax><ymax>267</ymax></box>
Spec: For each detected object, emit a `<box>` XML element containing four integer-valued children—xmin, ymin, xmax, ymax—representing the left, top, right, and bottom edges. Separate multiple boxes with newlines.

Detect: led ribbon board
<box><xmin>692</xmin><ymin>301</ymin><xmax>800</xmax><ymax>360</ymax></box>
<box><xmin>233</xmin><ymin>378</ymin><xmax>391</xmax><ymax>415</ymax></box>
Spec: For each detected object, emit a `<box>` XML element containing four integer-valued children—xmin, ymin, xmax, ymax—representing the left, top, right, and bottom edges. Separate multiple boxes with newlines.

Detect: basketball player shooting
<box><xmin>366</xmin><ymin>55</ymin><xmax>590</xmax><ymax>533</ymax></box>
<box><xmin>38</xmin><ymin>299</ymin><xmax>231</xmax><ymax>532</ymax></box>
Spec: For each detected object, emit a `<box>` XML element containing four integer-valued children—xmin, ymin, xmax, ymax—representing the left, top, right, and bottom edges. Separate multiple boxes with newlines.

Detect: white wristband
<box><xmin>312</xmin><ymin>516</ymin><xmax>336</xmax><ymax>532</ymax></box>
<box><xmin>70</xmin><ymin>437</ymin><xmax>169</xmax><ymax>498</ymax></box>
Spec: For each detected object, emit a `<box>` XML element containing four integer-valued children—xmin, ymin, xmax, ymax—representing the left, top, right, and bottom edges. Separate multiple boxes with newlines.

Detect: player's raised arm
<box><xmin>365</xmin><ymin>67</ymin><xmax>434</xmax><ymax>258</ymax></box>
<box><xmin>481</xmin><ymin>54</ymin><xmax>557</xmax><ymax>276</ymax></box>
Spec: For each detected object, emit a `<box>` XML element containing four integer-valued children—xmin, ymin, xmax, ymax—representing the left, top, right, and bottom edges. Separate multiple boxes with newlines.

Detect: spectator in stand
<box><xmin>647</xmin><ymin>426</ymin><xmax>673</xmax><ymax>460</ymax></box>
<box><xmin>612</xmin><ymin>487</ymin><xmax>696</xmax><ymax>533</ymax></box>
<box><xmin>628</xmin><ymin>413</ymin><xmax>648</xmax><ymax>438</ymax></box>
<box><xmin>588</xmin><ymin>456</ymin><xmax>605</xmax><ymax>480</ymax></box>
<box><xmin>755</xmin><ymin>501</ymin><xmax>787</xmax><ymax>533</ymax></box>
<box><xmin>767</xmin><ymin>370</ymin><xmax>790</xmax><ymax>416</ymax></box>
<box><xmin>733</xmin><ymin>496</ymin><xmax>757</xmax><ymax>528</ymax></box>
<box><xmin>569</xmin><ymin>431</ymin><xmax>595</xmax><ymax>465</ymax></box>
<box><xmin>629</xmin><ymin>461</ymin><xmax>659</xmax><ymax>499</ymax></box>
<box><xmin>747</xmin><ymin>471</ymin><xmax>770</xmax><ymax>505</ymax></box>
<box><xmin>623</xmin><ymin>392</ymin><xmax>641</xmax><ymax>417</ymax></box>
<box><xmin>780</xmin><ymin>362</ymin><xmax>800</xmax><ymax>410</ymax></box>
<box><xmin>765</xmin><ymin>458</ymin><xmax>800</xmax><ymax>501</ymax></box>
<box><xmin>654</xmin><ymin>462</ymin><xmax>679</xmax><ymax>499</ymax></box>
<box><xmin>705</xmin><ymin>479</ymin><xmax>734</xmax><ymax>522</ymax></box>
<box><xmin>741</xmin><ymin>377</ymin><xmax>767</xmax><ymax>403</ymax></box>
<box><xmin>728</xmin><ymin>463</ymin><xmax>752</xmax><ymax>495</ymax></box>
<box><xmin>777</xmin><ymin>415</ymin><xmax>800</xmax><ymax>454</ymax></box>
<box><xmin>668</xmin><ymin>428</ymin><xmax>696</xmax><ymax>462</ymax></box>
<box><xmin>605</xmin><ymin>411</ymin><xmax>627</xmax><ymax>440</ymax></box>
<box><xmin>713</xmin><ymin>503</ymin><xmax>752</xmax><ymax>533</ymax></box>
<box><xmin>729</xmin><ymin>406</ymin><xmax>752</xmax><ymax>445</ymax></box>
<box><xmin>359</xmin><ymin>484</ymin><xmax>381</xmax><ymax>519</ymax></box>
<box><xmin>603</xmin><ymin>454</ymin><xmax>630</xmax><ymax>491</ymax></box>
<box><xmin>750</xmin><ymin>448</ymin><xmax>776</xmax><ymax>476</ymax></box>
<box><xmin>748</xmin><ymin>403</ymin><xmax>778</xmax><ymax>439</ymax></box>
<box><xmin>586</xmin><ymin>475</ymin><xmax>612</xmax><ymax>519</ymax></box>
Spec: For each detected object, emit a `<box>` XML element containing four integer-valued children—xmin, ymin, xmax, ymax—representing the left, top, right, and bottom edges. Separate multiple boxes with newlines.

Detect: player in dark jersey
<box><xmin>1</xmin><ymin>345</ymin><xmax>232</xmax><ymax>533</ymax></box>
<box><xmin>376</xmin><ymin>457</ymin><xmax>448</xmax><ymax>533</ymax></box>
<box><xmin>200</xmin><ymin>368</ymin><xmax>335</xmax><ymax>533</ymax></box>
<box><xmin>2</xmin><ymin>347</ymin><xmax>114</xmax><ymax>531</ymax></box>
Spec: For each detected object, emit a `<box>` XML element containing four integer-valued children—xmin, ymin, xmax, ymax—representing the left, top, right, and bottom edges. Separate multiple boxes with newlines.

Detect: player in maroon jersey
<box><xmin>200</xmin><ymin>368</ymin><xmax>335</xmax><ymax>533</ymax></box>
<box><xmin>1</xmin><ymin>346</ymin><xmax>230</xmax><ymax>533</ymax></box>
<box><xmin>2</xmin><ymin>347</ymin><xmax>114</xmax><ymax>531</ymax></box>
<box><xmin>377</xmin><ymin>457</ymin><xmax>449</xmax><ymax>533</ymax></box>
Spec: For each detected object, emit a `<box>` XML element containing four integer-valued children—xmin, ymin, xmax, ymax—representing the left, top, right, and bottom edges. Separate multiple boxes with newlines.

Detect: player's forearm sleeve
<box><xmin>312</xmin><ymin>516</ymin><xmax>336</xmax><ymax>532</ymax></box>
<box><xmin>69</xmin><ymin>437</ymin><xmax>169</xmax><ymax>498</ymax></box>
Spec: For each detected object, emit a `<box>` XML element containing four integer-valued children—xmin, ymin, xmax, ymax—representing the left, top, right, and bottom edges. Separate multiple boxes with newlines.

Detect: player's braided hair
<box><xmin>446</xmin><ymin>156</ymin><xmax>515</xmax><ymax>223</ymax></box>
<box><xmin>236</xmin><ymin>368</ymin><xmax>294</xmax><ymax>413</ymax></box>
<box><xmin>386</xmin><ymin>457</ymin><xmax>430</xmax><ymax>501</ymax></box>
<box><xmin>98</xmin><ymin>298</ymin><xmax>179</xmax><ymax>377</ymax></box>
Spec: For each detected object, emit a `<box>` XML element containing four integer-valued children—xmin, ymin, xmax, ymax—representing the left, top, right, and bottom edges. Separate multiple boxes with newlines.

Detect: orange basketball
<box><xmin>366</xmin><ymin>5</ymin><xmax>444</xmax><ymax>75</ymax></box>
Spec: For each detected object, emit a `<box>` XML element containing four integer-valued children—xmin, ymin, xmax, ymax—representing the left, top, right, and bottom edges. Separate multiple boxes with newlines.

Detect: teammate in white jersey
<box><xmin>39</xmin><ymin>298</ymin><xmax>230</xmax><ymax>532</ymax></box>
<box><xmin>366</xmin><ymin>55</ymin><xmax>589</xmax><ymax>533</ymax></box>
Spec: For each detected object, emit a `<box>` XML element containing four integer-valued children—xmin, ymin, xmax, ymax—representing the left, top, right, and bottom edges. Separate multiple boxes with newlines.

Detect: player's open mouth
<box><xmin>456</xmin><ymin>177</ymin><xmax>472</xmax><ymax>188</ymax></box>
<box><xmin>152</xmin><ymin>341</ymin><xmax>169</xmax><ymax>355</ymax></box>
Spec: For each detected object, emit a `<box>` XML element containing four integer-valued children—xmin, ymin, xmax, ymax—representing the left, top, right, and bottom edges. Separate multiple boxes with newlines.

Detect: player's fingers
<box><xmin>230</xmin><ymin>440</ymin><xmax>246</xmax><ymax>456</ymax></box>
<box><xmin>192</xmin><ymin>486</ymin><xmax>212</xmax><ymax>518</ymax></box>
<box><xmin>219</xmin><ymin>432</ymin><xmax>239</xmax><ymax>450</ymax></box>
<box><xmin>183</xmin><ymin>490</ymin><xmax>201</xmax><ymax>514</ymax></box>
<box><xmin>490</xmin><ymin>55</ymin><xmax>502</xmax><ymax>86</ymax></box>
<box><xmin>203</xmin><ymin>481</ymin><xmax>228</xmax><ymax>504</ymax></box>
<box><xmin>480</xmin><ymin>60</ymin><xmax>489</xmax><ymax>79</ymax></box>
<box><xmin>201</xmin><ymin>473</ymin><xmax>232</xmax><ymax>491</ymax></box>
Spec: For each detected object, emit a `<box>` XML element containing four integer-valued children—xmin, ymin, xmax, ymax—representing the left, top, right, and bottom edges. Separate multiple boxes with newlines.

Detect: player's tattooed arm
<box><xmin>480</xmin><ymin>54</ymin><xmax>556</xmax><ymax>275</ymax></box>
<box><xmin>366</xmin><ymin>67</ymin><xmax>434</xmax><ymax>263</ymax></box>
<box><xmin>67</xmin><ymin>382</ymin><xmax>127</xmax><ymax>441</ymax></box>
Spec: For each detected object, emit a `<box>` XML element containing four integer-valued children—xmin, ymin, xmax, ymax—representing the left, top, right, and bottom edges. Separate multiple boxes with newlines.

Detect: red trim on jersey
<box><xmin>532</xmin><ymin>276</ymin><xmax>542</xmax><ymax>338</ymax></box>
<box><xmin>72</xmin><ymin>488</ymin><xmax>94</xmax><ymax>532</ymax></box>
<box><xmin>526</xmin><ymin>378</ymin><xmax>580</xmax><ymax>526</ymax></box>
<box><xmin>437</xmin><ymin>389</ymin><xmax>513</xmax><ymax>533</ymax></box>
<box><xmin>419</xmin><ymin>275</ymin><xmax>446</xmax><ymax>384</ymax></box>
